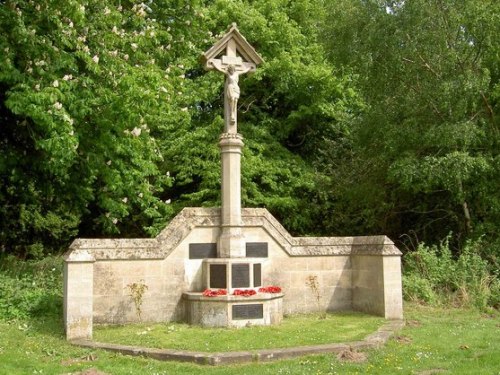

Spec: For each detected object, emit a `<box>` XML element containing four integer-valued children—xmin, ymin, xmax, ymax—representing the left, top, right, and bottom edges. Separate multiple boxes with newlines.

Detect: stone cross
<box><xmin>202</xmin><ymin>24</ymin><xmax>263</xmax><ymax>258</ymax></box>
<box><xmin>202</xmin><ymin>23</ymin><xmax>263</xmax><ymax>133</ymax></box>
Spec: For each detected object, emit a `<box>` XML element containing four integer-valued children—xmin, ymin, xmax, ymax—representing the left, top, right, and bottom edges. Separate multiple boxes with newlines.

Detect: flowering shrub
<box><xmin>232</xmin><ymin>289</ymin><xmax>257</xmax><ymax>297</ymax></box>
<box><xmin>202</xmin><ymin>289</ymin><xmax>227</xmax><ymax>297</ymax></box>
<box><xmin>258</xmin><ymin>286</ymin><xmax>282</xmax><ymax>293</ymax></box>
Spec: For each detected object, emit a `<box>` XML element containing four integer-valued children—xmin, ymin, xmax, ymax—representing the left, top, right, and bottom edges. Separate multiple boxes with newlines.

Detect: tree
<box><xmin>0</xmin><ymin>0</ymin><xmax>191</xmax><ymax>256</ymax></box>
<box><xmin>0</xmin><ymin>0</ymin><xmax>359</xmax><ymax>256</ymax></box>
<box><xmin>322</xmin><ymin>0</ymin><xmax>500</xmax><ymax>251</ymax></box>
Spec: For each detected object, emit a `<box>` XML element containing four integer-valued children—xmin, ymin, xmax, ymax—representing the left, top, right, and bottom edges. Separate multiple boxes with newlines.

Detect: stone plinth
<box><xmin>183</xmin><ymin>292</ymin><xmax>283</xmax><ymax>328</ymax></box>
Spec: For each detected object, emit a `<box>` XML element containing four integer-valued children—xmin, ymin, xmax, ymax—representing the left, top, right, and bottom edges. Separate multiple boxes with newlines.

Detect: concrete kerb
<box><xmin>70</xmin><ymin>319</ymin><xmax>405</xmax><ymax>366</ymax></box>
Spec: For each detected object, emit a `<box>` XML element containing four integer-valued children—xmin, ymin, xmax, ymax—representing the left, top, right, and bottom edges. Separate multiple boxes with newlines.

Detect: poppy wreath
<box><xmin>202</xmin><ymin>288</ymin><xmax>227</xmax><ymax>297</ymax></box>
<box><xmin>258</xmin><ymin>286</ymin><xmax>282</xmax><ymax>293</ymax></box>
<box><xmin>232</xmin><ymin>289</ymin><xmax>257</xmax><ymax>297</ymax></box>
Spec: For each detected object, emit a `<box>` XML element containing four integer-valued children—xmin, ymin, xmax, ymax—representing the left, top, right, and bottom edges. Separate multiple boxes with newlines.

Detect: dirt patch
<box><xmin>395</xmin><ymin>335</ymin><xmax>412</xmax><ymax>344</ymax></box>
<box><xmin>65</xmin><ymin>369</ymin><xmax>109</xmax><ymax>375</ymax></box>
<box><xmin>415</xmin><ymin>368</ymin><xmax>447</xmax><ymax>375</ymax></box>
<box><xmin>336</xmin><ymin>348</ymin><xmax>367</xmax><ymax>363</ymax></box>
<box><xmin>406</xmin><ymin>319</ymin><xmax>422</xmax><ymax>327</ymax></box>
<box><xmin>61</xmin><ymin>354</ymin><xmax>98</xmax><ymax>366</ymax></box>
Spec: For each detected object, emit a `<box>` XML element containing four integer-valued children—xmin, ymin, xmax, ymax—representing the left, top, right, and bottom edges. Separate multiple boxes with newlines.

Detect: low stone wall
<box><xmin>64</xmin><ymin>207</ymin><xmax>403</xmax><ymax>340</ymax></box>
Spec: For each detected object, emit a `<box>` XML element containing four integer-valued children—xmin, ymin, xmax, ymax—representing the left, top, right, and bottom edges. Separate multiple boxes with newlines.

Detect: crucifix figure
<box><xmin>212</xmin><ymin>60</ymin><xmax>252</xmax><ymax>129</ymax></box>
<box><xmin>202</xmin><ymin>23</ymin><xmax>263</xmax><ymax>134</ymax></box>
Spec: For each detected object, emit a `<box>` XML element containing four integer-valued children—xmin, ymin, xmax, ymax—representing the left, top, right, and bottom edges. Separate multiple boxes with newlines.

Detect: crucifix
<box><xmin>202</xmin><ymin>23</ymin><xmax>263</xmax><ymax>133</ymax></box>
<box><xmin>202</xmin><ymin>24</ymin><xmax>263</xmax><ymax>258</ymax></box>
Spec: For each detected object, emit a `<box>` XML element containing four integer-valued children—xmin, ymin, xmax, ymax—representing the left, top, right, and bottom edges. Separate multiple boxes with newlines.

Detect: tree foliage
<box><xmin>322</xmin><ymin>0</ymin><xmax>500</xmax><ymax>253</ymax></box>
<box><xmin>1</xmin><ymin>0</ymin><xmax>499</xmax><ymax>260</ymax></box>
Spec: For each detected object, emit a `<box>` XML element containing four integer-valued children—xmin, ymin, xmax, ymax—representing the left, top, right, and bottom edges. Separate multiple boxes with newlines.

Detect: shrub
<box><xmin>403</xmin><ymin>238</ymin><xmax>499</xmax><ymax>310</ymax></box>
<box><xmin>0</xmin><ymin>255</ymin><xmax>63</xmax><ymax>320</ymax></box>
<box><xmin>402</xmin><ymin>274</ymin><xmax>436</xmax><ymax>304</ymax></box>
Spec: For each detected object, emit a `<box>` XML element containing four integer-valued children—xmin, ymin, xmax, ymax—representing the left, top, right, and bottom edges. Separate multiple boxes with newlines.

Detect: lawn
<box><xmin>93</xmin><ymin>312</ymin><xmax>383</xmax><ymax>352</ymax></box>
<box><xmin>0</xmin><ymin>304</ymin><xmax>498</xmax><ymax>374</ymax></box>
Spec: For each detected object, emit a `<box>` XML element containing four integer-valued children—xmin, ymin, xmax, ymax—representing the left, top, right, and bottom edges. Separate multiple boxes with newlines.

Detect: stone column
<box><xmin>63</xmin><ymin>249</ymin><xmax>95</xmax><ymax>340</ymax></box>
<box><xmin>218</xmin><ymin>132</ymin><xmax>245</xmax><ymax>258</ymax></box>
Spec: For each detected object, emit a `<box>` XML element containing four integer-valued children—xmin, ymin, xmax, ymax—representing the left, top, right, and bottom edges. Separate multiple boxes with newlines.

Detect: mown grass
<box><xmin>1</xmin><ymin>303</ymin><xmax>499</xmax><ymax>374</ymax></box>
<box><xmin>94</xmin><ymin>312</ymin><xmax>383</xmax><ymax>352</ymax></box>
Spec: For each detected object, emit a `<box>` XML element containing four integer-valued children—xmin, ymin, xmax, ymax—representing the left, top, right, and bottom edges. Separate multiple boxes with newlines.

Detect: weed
<box><xmin>126</xmin><ymin>280</ymin><xmax>148</xmax><ymax>321</ymax></box>
<box><xmin>306</xmin><ymin>275</ymin><xmax>326</xmax><ymax>319</ymax></box>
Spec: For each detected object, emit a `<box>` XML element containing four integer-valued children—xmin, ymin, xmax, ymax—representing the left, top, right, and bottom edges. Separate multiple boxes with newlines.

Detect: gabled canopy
<box><xmin>201</xmin><ymin>23</ymin><xmax>263</xmax><ymax>70</ymax></box>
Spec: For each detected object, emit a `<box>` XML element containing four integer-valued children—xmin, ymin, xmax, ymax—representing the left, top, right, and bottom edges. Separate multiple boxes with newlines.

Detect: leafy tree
<box><xmin>322</xmin><ymin>0</ymin><xmax>500</xmax><ymax>251</ymax></box>
<box><xmin>0</xmin><ymin>0</ymin><xmax>192</xmax><ymax>256</ymax></box>
<box><xmin>1</xmin><ymin>0</ymin><xmax>359</xmax><ymax>256</ymax></box>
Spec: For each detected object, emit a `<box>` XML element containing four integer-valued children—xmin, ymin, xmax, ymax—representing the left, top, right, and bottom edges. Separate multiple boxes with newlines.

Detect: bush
<box><xmin>0</xmin><ymin>255</ymin><xmax>63</xmax><ymax>320</ymax></box>
<box><xmin>403</xmin><ymin>238</ymin><xmax>499</xmax><ymax>310</ymax></box>
<box><xmin>402</xmin><ymin>273</ymin><xmax>436</xmax><ymax>304</ymax></box>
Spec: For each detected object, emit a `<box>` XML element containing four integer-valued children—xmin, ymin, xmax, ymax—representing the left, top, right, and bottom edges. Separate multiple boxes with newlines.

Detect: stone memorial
<box><xmin>63</xmin><ymin>24</ymin><xmax>403</xmax><ymax>340</ymax></box>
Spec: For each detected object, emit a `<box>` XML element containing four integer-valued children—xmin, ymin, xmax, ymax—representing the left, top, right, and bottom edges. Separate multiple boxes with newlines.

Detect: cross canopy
<box><xmin>201</xmin><ymin>23</ymin><xmax>263</xmax><ymax>73</ymax></box>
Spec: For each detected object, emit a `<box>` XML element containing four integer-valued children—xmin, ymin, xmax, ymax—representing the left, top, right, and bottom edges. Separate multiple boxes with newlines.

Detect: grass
<box><xmin>94</xmin><ymin>312</ymin><xmax>383</xmax><ymax>352</ymax></box>
<box><xmin>0</xmin><ymin>304</ymin><xmax>499</xmax><ymax>374</ymax></box>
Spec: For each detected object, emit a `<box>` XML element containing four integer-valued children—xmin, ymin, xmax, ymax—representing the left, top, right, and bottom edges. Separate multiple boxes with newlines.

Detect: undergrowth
<box><xmin>402</xmin><ymin>238</ymin><xmax>500</xmax><ymax>310</ymax></box>
<box><xmin>0</xmin><ymin>255</ymin><xmax>63</xmax><ymax>320</ymax></box>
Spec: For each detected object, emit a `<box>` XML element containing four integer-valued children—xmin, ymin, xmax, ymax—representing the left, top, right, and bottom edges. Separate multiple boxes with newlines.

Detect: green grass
<box><xmin>0</xmin><ymin>304</ymin><xmax>498</xmax><ymax>374</ymax></box>
<box><xmin>94</xmin><ymin>312</ymin><xmax>383</xmax><ymax>352</ymax></box>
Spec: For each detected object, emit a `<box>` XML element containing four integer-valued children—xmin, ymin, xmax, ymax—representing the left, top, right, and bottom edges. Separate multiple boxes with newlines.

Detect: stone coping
<box><xmin>71</xmin><ymin>319</ymin><xmax>404</xmax><ymax>366</ymax></box>
<box><xmin>65</xmin><ymin>208</ymin><xmax>401</xmax><ymax>261</ymax></box>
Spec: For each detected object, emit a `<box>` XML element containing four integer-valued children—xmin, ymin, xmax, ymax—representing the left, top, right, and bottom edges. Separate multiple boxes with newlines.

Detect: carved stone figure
<box><xmin>213</xmin><ymin>63</ymin><xmax>252</xmax><ymax>125</ymax></box>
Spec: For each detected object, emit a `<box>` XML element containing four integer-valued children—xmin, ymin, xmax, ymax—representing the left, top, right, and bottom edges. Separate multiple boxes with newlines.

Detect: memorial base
<box><xmin>183</xmin><ymin>292</ymin><xmax>283</xmax><ymax>328</ymax></box>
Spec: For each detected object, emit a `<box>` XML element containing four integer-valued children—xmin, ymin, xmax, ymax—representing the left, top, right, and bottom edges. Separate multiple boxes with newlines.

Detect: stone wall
<box><xmin>64</xmin><ymin>207</ymin><xmax>403</xmax><ymax>340</ymax></box>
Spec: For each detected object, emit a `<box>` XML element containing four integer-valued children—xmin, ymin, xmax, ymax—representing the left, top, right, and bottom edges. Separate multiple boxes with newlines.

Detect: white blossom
<box><xmin>92</xmin><ymin>55</ymin><xmax>99</xmax><ymax>64</ymax></box>
<box><xmin>112</xmin><ymin>218</ymin><xmax>118</xmax><ymax>224</ymax></box>
<box><xmin>131</xmin><ymin>43</ymin><xmax>138</xmax><ymax>51</ymax></box>
<box><xmin>124</xmin><ymin>54</ymin><xmax>129</xmax><ymax>61</ymax></box>
<box><xmin>106</xmin><ymin>160</ymin><xmax>112</xmax><ymax>166</ymax></box>
<box><xmin>122</xmin><ymin>197</ymin><xmax>128</xmax><ymax>203</ymax></box>
<box><xmin>69</xmin><ymin>130</ymin><xmax>74</xmax><ymax>136</ymax></box>
<box><xmin>53</xmin><ymin>102</ymin><xmax>63</xmax><ymax>110</ymax></box>
<box><xmin>181</xmin><ymin>107</ymin><xmax>188</xmax><ymax>112</ymax></box>
<box><xmin>63</xmin><ymin>74</ymin><xmax>73</xmax><ymax>81</ymax></box>
<box><xmin>68</xmin><ymin>21</ymin><xmax>73</xmax><ymax>28</ymax></box>
<box><xmin>165</xmin><ymin>199</ymin><xmax>171</xmax><ymax>204</ymax></box>
<box><xmin>131</xmin><ymin>127</ymin><xmax>142</xmax><ymax>137</ymax></box>
<box><xmin>35</xmin><ymin>84</ymin><xmax>40</xmax><ymax>91</ymax></box>
<box><xmin>52</xmin><ymin>80</ymin><xmax>59</xmax><ymax>87</ymax></box>
<box><xmin>138</xmin><ymin>192</ymin><xmax>143</xmax><ymax>198</ymax></box>
<box><xmin>160</xmin><ymin>86</ymin><xmax>168</xmax><ymax>93</ymax></box>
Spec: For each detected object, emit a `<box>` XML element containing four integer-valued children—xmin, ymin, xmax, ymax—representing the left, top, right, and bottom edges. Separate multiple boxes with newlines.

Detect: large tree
<box><xmin>0</xmin><ymin>0</ymin><xmax>358</xmax><ymax>256</ymax></box>
<box><xmin>322</xmin><ymin>0</ymin><xmax>500</xmax><ymax>252</ymax></box>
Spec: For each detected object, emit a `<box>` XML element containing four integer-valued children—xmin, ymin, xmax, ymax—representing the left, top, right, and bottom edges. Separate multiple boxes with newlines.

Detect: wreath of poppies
<box><xmin>258</xmin><ymin>286</ymin><xmax>282</xmax><ymax>293</ymax></box>
<box><xmin>201</xmin><ymin>286</ymin><xmax>282</xmax><ymax>297</ymax></box>
<box><xmin>202</xmin><ymin>288</ymin><xmax>227</xmax><ymax>297</ymax></box>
